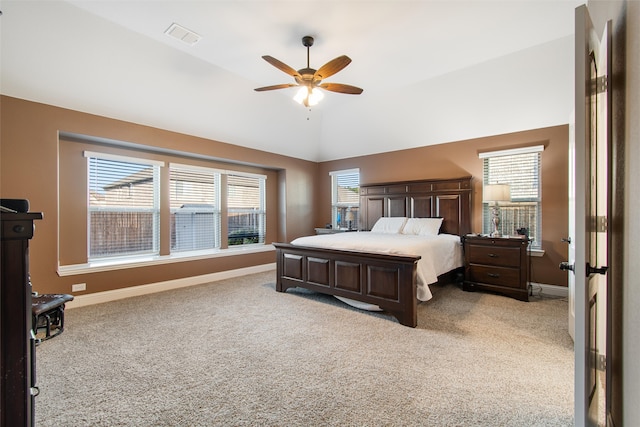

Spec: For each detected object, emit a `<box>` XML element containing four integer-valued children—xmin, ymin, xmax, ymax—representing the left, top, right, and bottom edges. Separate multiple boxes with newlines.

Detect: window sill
<box><xmin>529</xmin><ymin>248</ymin><xmax>545</xmax><ymax>257</ymax></box>
<box><xmin>57</xmin><ymin>244</ymin><xmax>275</xmax><ymax>276</ymax></box>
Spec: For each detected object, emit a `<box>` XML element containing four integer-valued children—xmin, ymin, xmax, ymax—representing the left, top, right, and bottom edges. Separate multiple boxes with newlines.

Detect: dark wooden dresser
<box><xmin>462</xmin><ymin>235</ymin><xmax>530</xmax><ymax>301</ymax></box>
<box><xmin>1</xmin><ymin>211</ymin><xmax>43</xmax><ymax>427</ymax></box>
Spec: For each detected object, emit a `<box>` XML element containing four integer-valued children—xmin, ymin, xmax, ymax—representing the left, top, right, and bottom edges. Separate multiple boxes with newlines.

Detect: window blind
<box><xmin>483</xmin><ymin>152</ymin><xmax>541</xmax><ymax>202</ymax></box>
<box><xmin>169</xmin><ymin>164</ymin><xmax>221</xmax><ymax>252</ymax></box>
<box><xmin>227</xmin><ymin>174</ymin><xmax>266</xmax><ymax>246</ymax></box>
<box><xmin>87</xmin><ymin>155</ymin><xmax>160</xmax><ymax>259</ymax></box>
<box><xmin>331</xmin><ymin>169</ymin><xmax>360</xmax><ymax>229</ymax></box>
<box><xmin>481</xmin><ymin>148</ymin><xmax>542</xmax><ymax>248</ymax></box>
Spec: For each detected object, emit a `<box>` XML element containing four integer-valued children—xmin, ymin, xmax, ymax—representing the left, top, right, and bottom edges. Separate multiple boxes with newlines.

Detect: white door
<box><xmin>569</xmin><ymin>5</ymin><xmax>611</xmax><ymax>426</ymax></box>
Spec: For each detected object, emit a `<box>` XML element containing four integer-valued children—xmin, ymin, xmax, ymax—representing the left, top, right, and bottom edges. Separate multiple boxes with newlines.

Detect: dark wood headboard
<box><xmin>359</xmin><ymin>176</ymin><xmax>472</xmax><ymax>236</ymax></box>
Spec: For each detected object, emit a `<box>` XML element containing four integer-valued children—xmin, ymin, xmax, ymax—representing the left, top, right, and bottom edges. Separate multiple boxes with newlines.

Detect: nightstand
<box><xmin>314</xmin><ymin>228</ymin><xmax>355</xmax><ymax>235</ymax></box>
<box><xmin>461</xmin><ymin>235</ymin><xmax>530</xmax><ymax>301</ymax></box>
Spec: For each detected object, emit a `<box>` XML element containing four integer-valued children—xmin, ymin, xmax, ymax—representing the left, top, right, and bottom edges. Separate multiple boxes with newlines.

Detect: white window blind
<box><xmin>330</xmin><ymin>169</ymin><xmax>360</xmax><ymax>230</ymax></box>
<box><xmin>227</xmin><ymin>173</ymin><xmax>266</xmax><ymax>246</ymax></box>
<box><xmin>86</xmin><ymin>153</ymin><xmax>161</xmax><ymax>259</ymax></box>
<box><xmin>169</xmin><ymin>164</ymin><xmax>221</xmax><ymax>252</ymax></box>
<box><xmin>480</xmin><ymin>146</ymin><xmax>543</xmax><ymax>248</ymax></box>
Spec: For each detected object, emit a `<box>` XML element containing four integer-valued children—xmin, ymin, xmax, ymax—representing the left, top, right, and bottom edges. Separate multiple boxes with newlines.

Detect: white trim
<box><xmin>58</xmin><ymin>244</ymin><xmax>275</xmax><ymax>276</ymax></box>
<box><xmin>65</xmin><ymin>263</ymin><xmax>276</xmax><ymax>309</ymax></box>
<box><xmin>329</xmin><ymin>168</ymin><xmax>359</xmax><ymax>176</ymax></box>
<box><xmin>478</xmin><ymin>144</ymin><xmax>545</xmax><ymax>159</ymax></box>
<box><xmin>529</xmin><ymin>282</ymin><xmax>569</xmax><ymax>298</ymax></box>
<box><xmin>227</xmin><ymin>170</ymin><xmax>267</xmax><ymax>180</ymax></box>
<box><xmin>83</xmin><ymin>150</ymin><xmax>165</xmax><ymax>167</ymax></box>
<box><xmin>169</xmin><ymin>162</ymin><xmax>225</xmax><ymax>175</ymax></box>
<box><xmin>529</xmin><ymin>248</ymin><xmax>545</xmax><ymax>257</ymax></box>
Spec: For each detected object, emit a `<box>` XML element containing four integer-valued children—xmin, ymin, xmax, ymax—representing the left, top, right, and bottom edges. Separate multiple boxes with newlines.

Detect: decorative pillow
<box><xmin>370</xmin><ymin>217</ymin><xmax>408</xmax><ymax>234</ymax></box>
<box><xmin>402</xmin><ymin>217</ymin><xmax>444</xmax><ymax>236</ymax></box>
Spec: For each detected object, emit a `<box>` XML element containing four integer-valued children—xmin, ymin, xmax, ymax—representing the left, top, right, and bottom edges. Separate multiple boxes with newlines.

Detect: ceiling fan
<box><xmin>254</xmin><ymin>36</ymin><xmax>363</xmax><ymax>107</ymax></box>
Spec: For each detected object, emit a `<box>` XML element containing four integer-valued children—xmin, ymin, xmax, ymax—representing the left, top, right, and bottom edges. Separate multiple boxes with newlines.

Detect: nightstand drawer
<box><xmin>466</xmin><ymin>244</ymin><xmax>520</xmax><ymax>267</ymax></box>
<box><xmin>467</xmin><ymin>264</ymin><xmax>521</xmax><ymax>288</ymax></box>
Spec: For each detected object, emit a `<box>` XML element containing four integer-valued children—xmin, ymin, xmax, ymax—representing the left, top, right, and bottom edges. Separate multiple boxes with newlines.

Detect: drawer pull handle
<box><xmin>13</xmin><ymin>225</ymin><xmax>25</xmax><ymax>233</ymax></box>
<box><xmin>487</xmin><ymin>253</ymin><xmax>498</xmax><ymax>258</ymax></box>
<box><xmin>487</xmin><ymin>273</ymin><xmax>500</xmax><ymax>278</ymax></box>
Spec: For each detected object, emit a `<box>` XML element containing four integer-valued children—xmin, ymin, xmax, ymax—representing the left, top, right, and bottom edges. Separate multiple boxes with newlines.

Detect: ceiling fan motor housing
<box><xmin>296</xmin><ymin>68</ymin><xmax>319</xmax><ymax>86</ymax></box>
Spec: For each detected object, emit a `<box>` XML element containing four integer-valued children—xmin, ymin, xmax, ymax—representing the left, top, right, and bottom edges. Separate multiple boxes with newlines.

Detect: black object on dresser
<box><xmin>462</xmin><ymin>235</ymin><xmax>530</xmax><ymax>302</ymax></box>
<box><xmin>1</xmin><ymin>206</ymin><xmax>43</xmax><ymax>427</ymax></box>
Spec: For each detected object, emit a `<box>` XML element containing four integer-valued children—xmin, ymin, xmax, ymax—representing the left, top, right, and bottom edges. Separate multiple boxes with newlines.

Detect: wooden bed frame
<box><xmin>274</xmin><ymin>176</ymin><xmax>472</xmax><ymax>327</ymax></box>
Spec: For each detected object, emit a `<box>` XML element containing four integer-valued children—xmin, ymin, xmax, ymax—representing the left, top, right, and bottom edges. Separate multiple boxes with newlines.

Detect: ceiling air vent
<box><xmin>164</xmin><ymin>23</ymin><xmax>201</xmax><ymax>46</ymax></box>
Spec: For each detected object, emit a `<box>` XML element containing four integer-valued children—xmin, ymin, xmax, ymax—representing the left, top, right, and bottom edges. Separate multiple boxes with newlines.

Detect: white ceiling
<box><xmin>0</xmin><ymin>0</ymin><xmax>582</xmax><ymax>162</ymax></box>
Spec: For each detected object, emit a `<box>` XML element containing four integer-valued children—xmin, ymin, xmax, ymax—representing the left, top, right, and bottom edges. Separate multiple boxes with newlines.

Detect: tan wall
<box><xmin>0</xmin><ymin>96</ymin><xmax>318</xmax><ymax>295</ymax></box>
<box><xmin>317</xmin><ymin>125</ymin><xmax>569</xmax><ymax>287</ymax></box>
<box><xmin>1</xmin><ymin>95</ymin><xmax>568</xmax><ymax>294</ymax></box>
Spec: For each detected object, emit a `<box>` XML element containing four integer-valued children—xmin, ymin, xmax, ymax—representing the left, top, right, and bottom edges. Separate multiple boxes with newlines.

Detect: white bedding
<box><xmin>290</xmin><ymin>232</ymin><xmax>463</xmax><ymax>302</ymax></box>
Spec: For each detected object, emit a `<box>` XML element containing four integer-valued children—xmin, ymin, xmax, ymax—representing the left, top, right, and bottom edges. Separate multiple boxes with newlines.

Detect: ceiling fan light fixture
<box><xmin>294</xmin><ymin>86</ymin><xmax>324</xmax><ymax>107</ymax></box>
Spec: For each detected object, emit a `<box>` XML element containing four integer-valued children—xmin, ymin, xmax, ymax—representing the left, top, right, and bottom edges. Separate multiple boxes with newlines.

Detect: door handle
<box><xmin>561</xmin><ymin>237</ymin><xmax>572</xmax><ymax>244</ymax></box>
<box><xmin>586</xmin><ymin>262</ymin><xmax>608</xmax><ymax>276</ymax></box>
<box><xmin>559</xmin><ymin>261</ymin><xmax>574</xmax><ymax>272</ymax></box>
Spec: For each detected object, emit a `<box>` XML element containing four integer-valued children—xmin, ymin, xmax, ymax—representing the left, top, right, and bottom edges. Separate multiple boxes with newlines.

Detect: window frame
<box><xmin>69</xmin><ymin>144</ymin><xmax>272</xmax><ymax>274</ymax></box>
<box><xmin>169</xmin><ymin>163</ymin><xmax>222</xmax><ymax>253</ymax></box>
<box><xmin>479</xmin><ymin>145</ymin><xmax>544</xmax><ymax>250</ymax></box>
<box><xmin>226</xmin><ymin>172</ymin><xmax>267</xmax><ymax>247</ymax></box>
<box><xmin>85</xmin><ymin>151</ymin><xmax>163</xmax><ymax>261</ymax></box>
<box><xmin>330</xmin><ymin>168</ymin><xmax>360</xmax><ymax>230</ymax></box>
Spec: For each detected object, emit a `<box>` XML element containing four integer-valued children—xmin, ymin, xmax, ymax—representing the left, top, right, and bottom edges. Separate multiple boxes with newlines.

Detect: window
<box><xmin>480</xmin><ymin>146</ymin><xmax>543</xmax><ymax>249</ymax></box>
<box><xmin>169</xmin><ymin>164</ymin><xmax>221</xmax><ymax>252</ymax></box>
<box><xmin>86</xmin><ymin>152</ymin><xmax>162</xmax><ymax>260</ymax></box>
<box><xmin>227</xmin><ymin>173</ymin><xmax>266</xmax><ymax>246</ymax></box>
<box><xmin>330</xmin><ymin>169</ymin><xmax>360</xmax><ymax>230</ymax></box>
<box><xmin>59</xmin><ymin>138</ymin><xmax>276</xmax><ymax>274</ymax></box>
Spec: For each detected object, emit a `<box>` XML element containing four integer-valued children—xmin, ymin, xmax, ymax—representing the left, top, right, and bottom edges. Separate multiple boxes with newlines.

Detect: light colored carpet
<box><xmin>35</xmin><ymin>271</ymin><xmax>573</xmax><ymax>426</ymax></box>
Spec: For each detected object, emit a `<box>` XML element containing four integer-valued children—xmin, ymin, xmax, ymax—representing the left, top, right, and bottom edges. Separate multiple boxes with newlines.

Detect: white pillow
<box><xmin>402</xmin><ymin>217</ymin><xmax>444</xmax><ymax>236</ymax></box>
<box><xmin>370</xmin><ymin>217</ymin><xmax>407</xmax><ymax>234</ymax></box>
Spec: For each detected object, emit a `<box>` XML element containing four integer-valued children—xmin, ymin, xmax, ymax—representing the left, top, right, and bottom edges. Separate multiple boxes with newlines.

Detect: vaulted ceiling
<box><xmin>0</xmin><ymin>1</ymin><xmax>582</xmax><ymax>162</ymax></box>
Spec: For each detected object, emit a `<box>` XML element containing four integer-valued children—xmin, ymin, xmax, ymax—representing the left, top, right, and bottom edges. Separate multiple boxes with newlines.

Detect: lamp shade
<box><xmin>483</xmin><ymin>184</ymin><xmax>511</xmax><ymax>203</ymax></box>
<box><xmin>345</xmin><ymin>210</ymin><xmax>355</xmax><ymax>221</ymax></box>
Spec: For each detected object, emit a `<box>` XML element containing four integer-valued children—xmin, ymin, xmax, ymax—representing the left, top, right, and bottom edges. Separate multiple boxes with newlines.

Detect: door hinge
<box><xmin>590</xmin><ymin>350</ymin><xmax>607</xmax><ymax>371</ymax></box>
<box><xmin>597</xmin><ymin>215</ymin><xmax>608</xmax><ymax>232</ymax></box>
<box><xmin>597</xmin><ymin>353</ymin><xmax>607</xmax><ymax>371</ymax></box>
<box><xmin>591</xmin><ymin>215</ymin><xmax>608</xmax><ymax>232</ymax></box>
<box><xmin>591</xmin><ymin>75</ymin><xmax>608</xmax><ymax>94</ymax></box>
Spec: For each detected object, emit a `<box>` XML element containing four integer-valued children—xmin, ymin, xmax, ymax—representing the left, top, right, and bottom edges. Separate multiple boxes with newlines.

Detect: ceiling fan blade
<box><xmin>262</xmin><ymin>55</ymin><xmax>300</xmax><ymax>78</ymax></box>
<box><xmin>254</xmin><ymin>83</ymin><xmax>298</xmax><ymax>92</ymax></box>
<box><xmin>315</xmin><ymin>55</ymin><xmax>352</xmax><ymax>80</ymax></box>
<box><xmin>319</xmin><ymin>83</ymin><xmax>363</xmax><ymax>95</ymax></box>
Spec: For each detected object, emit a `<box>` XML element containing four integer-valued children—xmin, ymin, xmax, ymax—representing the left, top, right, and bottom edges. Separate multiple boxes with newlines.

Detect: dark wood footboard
<box><xmin>274</xmin><ymin>176</ymin><xmax>472</xmax><ymax>328</ymax></box>
<box><xmin>273</xmin><ymin>242</ymin><xmax>420</xmax><ymax>327</ymax></box>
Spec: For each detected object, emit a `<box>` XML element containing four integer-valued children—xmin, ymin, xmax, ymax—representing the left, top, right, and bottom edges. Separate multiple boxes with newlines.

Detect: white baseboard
<box><xmin>65</xmin><ymin>263</ymin><xmax>276</xmax><ymax>309</ymax></box>
<box><xmin>529</xmin><ymin>282</ymin><xmax>568</xmax><ymax>298</ymax></box>
<box><xmin>65</xmin><ymin>268</ymin><xmax>566</xmax><ymax>310</ymax></box>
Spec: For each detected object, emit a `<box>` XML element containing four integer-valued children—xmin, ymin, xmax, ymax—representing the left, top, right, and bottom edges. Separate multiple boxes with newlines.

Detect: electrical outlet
<box><xmin>72</xmin><ymin>283</ymin><xmax>86</xmax><ymax>292</ymax></box>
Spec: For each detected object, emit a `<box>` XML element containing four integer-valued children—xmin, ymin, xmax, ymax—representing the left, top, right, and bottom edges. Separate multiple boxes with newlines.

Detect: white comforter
<box><xmin>290</xmin><ymin>232</ymin><xmax>463</xmax><ymax>302</ymax></box>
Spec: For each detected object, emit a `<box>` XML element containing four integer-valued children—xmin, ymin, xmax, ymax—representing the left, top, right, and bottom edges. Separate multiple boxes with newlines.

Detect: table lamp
<box><xmin>345</xmin><ymin>209</ymin><xmax>355</xmax><ymax>230</ymax></box>
<box><xmin>483</xmin><ymin>184</ymin><xmax>511</xmax><ymax>237</ymax></box>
